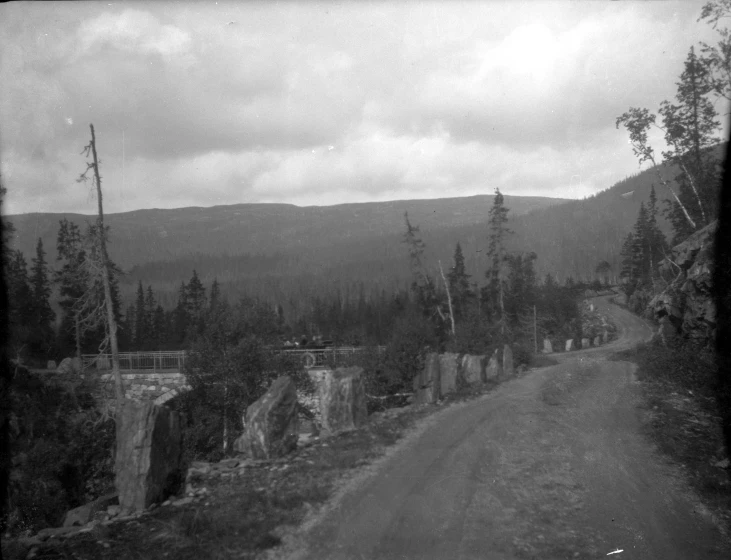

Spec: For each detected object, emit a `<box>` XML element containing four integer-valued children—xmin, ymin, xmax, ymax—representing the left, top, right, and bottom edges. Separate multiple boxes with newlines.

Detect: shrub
<box><xmin>5</xmin><ymin>367</ymin><xmax>115</xmax><ymax>535</ymax></box>
<box><xmin>380</xmin><ymin>311</ymin><xmax>438</xmax><ymax>395</ymax></box>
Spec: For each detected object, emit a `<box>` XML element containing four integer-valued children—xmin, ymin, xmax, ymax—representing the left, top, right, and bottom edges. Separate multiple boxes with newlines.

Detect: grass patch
<box><xmin>614</xmin><ymin>341</ymin><xmax>731</xmax><ymax>534</ymax></box>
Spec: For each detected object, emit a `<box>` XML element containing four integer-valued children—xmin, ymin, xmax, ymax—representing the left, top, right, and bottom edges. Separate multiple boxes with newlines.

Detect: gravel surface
<box><xmin>279</xmin><ymin>296</ymin><xmax>731</xmax><ymax>560</ymax></box>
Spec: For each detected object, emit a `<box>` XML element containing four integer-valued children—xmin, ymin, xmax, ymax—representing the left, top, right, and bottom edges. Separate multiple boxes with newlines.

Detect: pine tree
<box><xmin>145</xmin><ymin>286</ymin><xmax>157</xmax><ymax>347</ymax></box>
<box><xmin>55</xmin><ymin>219</ymin><xmax>88</xmax><ymax>358</ymax></box>
<box><xmin>30</xmin><ymin>238</ymin><xmax>55</xmax><ymax>357</ymax></box>
<box><xmin>484</xmin><ymin>189</ymin><xmax>512</xmax><ymax>332</ymax></box>
<box><xmin>660</xmin><ymin>46</ymin><xmax>720</xmax><ymax>235</ymax></box>
<box><xmin>134</xmin><ymin>281</ymin><xmax>146</xmax><ymax>348</ymax></box>
<box><xmin>210</xmin><ymin>278</ymin><xmax>221</xmax><ymax>311</ymax></box>
<box><xmin>6</xmin><ymin>250</ymin><xmax>33</xmax><ymax>358</ymax></box>
<box><xmin>447</xmin><ymin>242</ymin><xmax>473</xmax><ymax>320</ymax></box>
<box><xmin>186</xmin><ymin>270</ymin><xmax>206</xmax><ymax>318</ymax></box>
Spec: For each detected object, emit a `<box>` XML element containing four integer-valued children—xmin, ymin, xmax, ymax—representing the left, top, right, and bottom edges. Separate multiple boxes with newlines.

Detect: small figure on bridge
<box><xmin>300</xmin><ymin>335</ymin><xmax>308</xmax><ymax>347</ymax></box>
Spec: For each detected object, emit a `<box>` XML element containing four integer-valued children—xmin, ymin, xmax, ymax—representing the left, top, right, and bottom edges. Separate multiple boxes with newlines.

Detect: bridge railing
<box><xmin>282</xmin><ymin>346</ymin><xmax>386</xmax><ymax>369</ymax></box>
<box><xmin>81</xmin><ymin>351</ymin><xmax>187</xmax><ymax>373</ymax></box>
<box><xmin>82</xmin><ymin>346</ymin><xmax>385</xmax><ymax>373</ymax></box>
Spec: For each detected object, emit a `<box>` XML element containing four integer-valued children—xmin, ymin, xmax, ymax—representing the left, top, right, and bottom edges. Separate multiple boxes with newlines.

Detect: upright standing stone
<box><xmin>115</xmin><ymin>400</ymin><xmax>182</xmax><ymax>513</ymax></box>
<box><xmin>593</xmin><ymin>336</ymin><xmax>601</xmax><ymax>346</ymax></box>
<box><xmin>461</xmin><ymin>355</ymin><xmax>485</xmax><ymax>385</ymax></box>
<box><xmin>319</xmin><ymin>367</ymin><xmax>368</xmax><ymax>435</ymax></box>
<box><xmin>602</xmin><ymin>330</ymin><xmax>609</xmax><ymax>344</ymax></box>
<box><xmin>581</xmin><ymin>338</ymin><xmax>590</xmax><ymax>349</ymax></box>
<box><xmin>439</xmin><ymin>353</ymin><xmax>460</xmax><ymax>396</ymax></box>
<box><xmin>565</xmin><ymin>339</ymin><xmax>574</xmax><ymax>352</ymax></box>
<box><xmin>413</xmin><ymin>353</ymin><xmax>441</xmax><ymax>404</ymax></box>
<box><xmin>542</xmin><ymin>339</ymin><xmax>553</xmax><ymax>354</ymax></box>
<box><xmin>485</xmin><ymin>349</ymin><xmax>502</xmax><ymax>380</ymax></box>
<box><xmin>243</xmin><ymin>376</ymin><xmax>299</xmax><ymax>459</ymax></box>
<box><xmin>502</xmin><ymin>345</ymin><xmax>514</xmax><ymax>379</ymax></box>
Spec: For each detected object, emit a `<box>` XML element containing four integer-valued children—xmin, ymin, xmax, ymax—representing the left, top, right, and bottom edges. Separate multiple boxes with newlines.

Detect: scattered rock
<box><xmin>106</xmin><ymin>505</ymin><xmax>121</xmax><ymax>518</ymax></box>
<box><xmin>63</xmin><ymin>492</ymin><xmax>118</xmax><ymax>527</ymax></box>
<box><xmin>115</xmin><ymin>399</ymin><xmax>183</xmax><ymax>513</ymax></box>
<box><xmin>319</xmin><ymin>367</ymin><xmax>368</xmax><ymax>435</ymax></box>
<box><xmin>172</xmin><ymin>497</ymin><xmax>194</xmax><ymax>507</ymax></box>
<box><xmin>56</xmin><ymin>357</ymin><xmax>80</xmax><ymax>375</ymax></box>
<box><xmin>243</xmin><ymin>376</ymin><xmax>299</xmax><ymax>459</ymax></box>
<box><xmin>713</xmin><ymin>458</ymin><xmax>730</xmax><ymax>469</ymax></box>
<box><xmin>37</xmin><ymin>526</ymin><xmax>82</xmax><ymax>541</ymax></box>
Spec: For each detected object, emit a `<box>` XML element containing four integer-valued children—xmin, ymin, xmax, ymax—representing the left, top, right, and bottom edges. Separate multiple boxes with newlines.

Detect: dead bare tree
<box><xmin>77</xmin><ymin>124</ymin><xmax>124</xmax><ymax>405</ymax></box>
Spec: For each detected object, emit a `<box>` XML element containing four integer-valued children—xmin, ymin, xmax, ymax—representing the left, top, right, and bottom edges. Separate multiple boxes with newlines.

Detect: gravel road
<box><xmin>287</xmin><ymin>296</ymin><xmax>730</xmax><ymax>560</ymax></box>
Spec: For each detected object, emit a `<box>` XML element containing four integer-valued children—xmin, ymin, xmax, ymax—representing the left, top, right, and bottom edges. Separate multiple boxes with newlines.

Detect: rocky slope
<box><xmin>644</xmin><ymin>221</ymin><xmax>717</xmax><ymax>347</ymax></box>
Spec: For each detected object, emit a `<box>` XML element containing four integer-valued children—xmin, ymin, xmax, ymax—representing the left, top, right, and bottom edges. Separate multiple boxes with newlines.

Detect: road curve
<box><xmin>287</xmin><ymin>296</ymin><xmax>729</xmax><ymax>560</ymax></box>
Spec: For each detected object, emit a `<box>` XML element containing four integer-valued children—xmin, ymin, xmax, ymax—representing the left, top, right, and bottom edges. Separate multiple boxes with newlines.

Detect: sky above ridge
<box><xmin>1</xmin><ymin>1</ymin><xmax>729</xmax><ymax>215</ymax></box>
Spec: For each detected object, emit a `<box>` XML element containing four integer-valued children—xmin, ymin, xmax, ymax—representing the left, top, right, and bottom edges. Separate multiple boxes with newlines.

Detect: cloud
<box><xmin>0</xmin><ymin>1</ymin><xmax>725</xmax><ymax>215</ymax></box>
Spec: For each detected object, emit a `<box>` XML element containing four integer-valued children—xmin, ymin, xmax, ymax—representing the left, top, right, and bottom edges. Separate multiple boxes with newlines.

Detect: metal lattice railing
<box><xmin>82</xmin><ymin>346</ymin><xmax>385</xmax><ymax>373</ymax></box>
<box><xmin>81</xmin><ymin>351</ymin><xmax>187</xmax><ymax>372</ymax></box>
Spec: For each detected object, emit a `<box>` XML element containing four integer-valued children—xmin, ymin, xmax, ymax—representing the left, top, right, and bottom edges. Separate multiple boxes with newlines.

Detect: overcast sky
<box><xmin>1</xmin><ymin>1</ymin><xmax>728</xmax><ymax>215</ymax></box>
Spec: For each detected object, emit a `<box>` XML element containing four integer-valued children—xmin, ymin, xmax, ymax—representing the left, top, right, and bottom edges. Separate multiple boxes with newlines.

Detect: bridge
<box><xmin>82</xmin><ymin>346</ymin><xmax>383</xmax><ymax>404</ymax></box>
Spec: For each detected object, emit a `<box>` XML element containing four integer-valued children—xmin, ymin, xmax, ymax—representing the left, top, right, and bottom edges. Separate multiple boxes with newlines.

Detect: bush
<box><xmin>380</xmin><ymin>311</ymin><xmax>438</xmax><ymax>395</ymax></box>
<box><xmin>5</xmin><ymin>367</ymin><xmax>115</xmax><ymax>535</ymax></box>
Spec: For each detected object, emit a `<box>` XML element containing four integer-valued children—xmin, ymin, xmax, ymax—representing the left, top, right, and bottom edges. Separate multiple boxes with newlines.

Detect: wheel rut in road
<box><xmin>284</xmin><ymin>296</ymin><xmax>729</xmax><ymax>560</ymax></box>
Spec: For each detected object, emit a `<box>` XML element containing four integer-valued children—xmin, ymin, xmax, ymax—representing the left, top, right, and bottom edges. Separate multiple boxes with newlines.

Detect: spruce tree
<box><xmin>30</xmin><ymin>238</ymin><xmax>55</xmax><ymax>357</ymax></box>
<box><xmin>134</xmin><ymin>281</ymin><xmax>146</xmax><ymax>348</ymax></box>
<box><xmin>447</xmin><ymin>242</ymin><xmax>473</xmax><ymax>320</ymax></box>
<box><xmin>484</xmin><ymin>189</ymin><xmax>512</xmax><ymax>332</ymax></box>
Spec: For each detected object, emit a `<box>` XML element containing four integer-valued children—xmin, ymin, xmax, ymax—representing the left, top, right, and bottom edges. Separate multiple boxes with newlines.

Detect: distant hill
<box><xmin>6</xmin><ymin>194</ymin><xmax>567</xmax><ymax>269</ymax></box>
<box><xmin>5</xmin><ymin>150</ymin><xmax>722</xmax><ymax>307</ymax></box>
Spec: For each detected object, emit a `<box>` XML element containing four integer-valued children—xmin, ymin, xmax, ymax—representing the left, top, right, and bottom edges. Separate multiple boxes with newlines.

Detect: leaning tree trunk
<box><xmin>87</xmin><ymin>124</ymin><xmax>124</xmax><ymax>404</ymax></box>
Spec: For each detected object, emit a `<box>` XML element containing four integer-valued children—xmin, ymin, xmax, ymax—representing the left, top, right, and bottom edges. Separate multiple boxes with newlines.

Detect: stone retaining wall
<box><xmin>98</xmin><ymin>372</ymin><xmax>190</xmax><ymax>405</ymax></box>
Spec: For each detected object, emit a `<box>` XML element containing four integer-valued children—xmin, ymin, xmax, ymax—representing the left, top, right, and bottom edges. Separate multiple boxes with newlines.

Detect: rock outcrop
<box><xmin>319</xmin><ymin>367</ymin><xmax>368</xmax><ymax>435</ymax></box>
<box><xmin>649</xmin><ymin>221</ymin><xmax>717</xmax><ymax>346</ymax></box>
<box><xmin>239</xmin><ymin>376</ymin><xmax>299</xmax><ymax>459</ymax></box>
<box><xmin>115</xmin><ymin>400</ymin><xmax>182</xmax><ymax>513</ymax></box>
<box><xmin>413</xmin><ymin>353</ymin><xmax>441</xmax><ymax>404</ymax></box>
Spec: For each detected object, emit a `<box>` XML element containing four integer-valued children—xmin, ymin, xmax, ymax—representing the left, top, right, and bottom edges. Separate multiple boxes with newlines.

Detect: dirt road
<box><xmin>288</xmin><ymin>297</ymin><xmax>729</xmax><ymax>559</ymax></box>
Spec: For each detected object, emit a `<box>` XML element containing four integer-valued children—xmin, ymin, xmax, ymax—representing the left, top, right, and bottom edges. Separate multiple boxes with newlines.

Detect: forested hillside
<box><xmin>117</xmin><ymin>156</ymin><xmax>698</xmax><ymax>307</ymax></box>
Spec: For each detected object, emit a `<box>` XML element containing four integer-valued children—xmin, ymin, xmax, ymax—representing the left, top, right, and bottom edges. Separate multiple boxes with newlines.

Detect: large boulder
<box><xmin>243</xmin><ymin>376</ymin><xmax>299</xmax><ymax>459</ymax></box>
<box><xmin>461</xmin><ymin>354</ymin><xmax>485</xmax><ymax>385</ymax></box>
<box><xmin>63</xmin><ymin>492</ymin><xmax>118</xmax><ymax>527</ymax></box>
<box><xmin>413</xmin><ymin>353</ymin><xmax>441</xmax><ymax>404</ymax></box>
<box><xmin>57</xmin><ymin>357</ymin><xmax>79</xmax><ymax>375</ymax></box>
<box><xmin>439</xmin><ymin>353</ymin><xmax>460</xmax><ymax>395</ymax></box>
<box><xmin>319</xmin><ymin>367</ymin><xmax>368</xmax><ymax>435</ymax></box>
<box><xmin>485</xmin><ymin>349</ymin><xmax>502</xmax><ymax>380</ymax></box>
<box><xmin>115</xmin><ymin>400</ymin><xmax>182</xmax><ymax>513</ymax></box>
<box><xmin>502</xmin><ymin>345</ymin><xmax>514</xmax><ymax>379</ymax></box>
<box><xmin>542</xmin><ymin>339</ymin><xmax>553</xmax><ymax>354</ymax></box>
